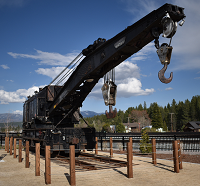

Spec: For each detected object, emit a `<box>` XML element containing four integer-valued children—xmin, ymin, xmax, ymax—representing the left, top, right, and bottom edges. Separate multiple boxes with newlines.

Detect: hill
<box><xmin>0</xmin><ymin>113</ymin><xmax>23</xmax><ymax>123</ymax></box>
<box><xmin>0</xmin><ymin>111</ymin><xmax>103</xmax><ymax>124</ymax></box>
<box><xmin>81</xmin><ymin>111</ymin><xmax>104</xmax><ymax>118</ymax></box>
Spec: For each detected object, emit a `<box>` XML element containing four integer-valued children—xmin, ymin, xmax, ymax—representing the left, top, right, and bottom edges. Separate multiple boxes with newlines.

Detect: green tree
<box><xmin>123</xmin><ymin>107</ymin><xmax>134</xmax><ymax>123</ymax></box>
<box><xmin>143</xmin><ymin>101</ymin><xmax>147</xmax><ymax>110</ymax></box>
<box><xmin>139</xmin><ymin>129</ymin><xmax>152</xmax><ymax>153</ymax></box>
<box><xmin>102</xmin><ymin>123</ymin><xmax>111</xmax><ymax>133</ymax></box>
<box><xmin>151</xmin><ymin>103</ymin><xmax>163</xmax><ymax>129</ymax></box>
<box><xmin>163</xmin><ymin>106</ymin><xmax>170</xmax><ymax>130</ymax></box>
<box><xmin>1</xmin><ymin>127</ymin><xmax>5</xmax><ymax>132</ymax></box>
<box><xmin>176</xmin><ymin>101</ymin><xmax>190</xmax><ymax>131</ymax></box>
<box><xmin>163</xmin><ymin>121</ymin><xmax>168</xmax><ymax>131</ymax></box>
<box><xmin>137</xmin><ymin>104</ymin><xmax>143</xmax><ymax>111</ymax></box>
<box><xmin>170</xmin><ymin>99</ymin><xmax>177</xmax><ymax>131</ymax></box>
<box><xmin>116</xmin><ymin>122</ymin><xmax>125</xmax><ymax>133</ymax></box>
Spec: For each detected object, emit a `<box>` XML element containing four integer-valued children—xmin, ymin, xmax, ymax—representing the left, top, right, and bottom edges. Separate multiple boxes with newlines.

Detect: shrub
<box><xmin>139</xmin><ymin>129</ymin><xmax>152</xmax><ymax>153</ymax></box>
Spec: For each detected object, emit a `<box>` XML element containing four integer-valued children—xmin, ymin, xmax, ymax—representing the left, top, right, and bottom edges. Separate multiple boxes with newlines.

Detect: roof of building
<box><xmin>123</xmin><ymin>123</ymin><xmax>139</xmax><ymax>128</ymax></box>
<box><xmin>185</xmin><ymin>121</ymin><xmax>200</xmax><ymax>130</ymax></box>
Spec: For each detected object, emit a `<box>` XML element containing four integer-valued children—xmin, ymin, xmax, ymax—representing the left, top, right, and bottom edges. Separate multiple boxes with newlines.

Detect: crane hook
<box><xmin>105</xmin><ymin>105</ymin><xmax>117</xmax><ymax>119</ymax></box>
<box><xmin>158</xmin><ymin>63</ymin><xmax>173</xmax><ymax>84</ymax></box>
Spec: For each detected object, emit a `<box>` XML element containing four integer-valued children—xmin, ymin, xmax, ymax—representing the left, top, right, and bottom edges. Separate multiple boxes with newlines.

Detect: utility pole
<box><xmin>127</xmin><ymin>117</ymin><xmax>130</xmax><ymax>133</ymax></box>
<box><xmin>169</xmin><ymin>113</ymin><xmax>174</xmax><ymax>132</ymax></box>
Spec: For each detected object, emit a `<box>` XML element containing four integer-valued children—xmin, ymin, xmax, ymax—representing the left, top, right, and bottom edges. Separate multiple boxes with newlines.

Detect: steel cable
<box><xmin>49</xmin><ymin>52</ymin><xmax>83</xmax><ymax>85</ymax></box>
<box><xmin>55</xmin><ymin>55</ymin><xmax>84</xmax><ymax>85</ymax></box>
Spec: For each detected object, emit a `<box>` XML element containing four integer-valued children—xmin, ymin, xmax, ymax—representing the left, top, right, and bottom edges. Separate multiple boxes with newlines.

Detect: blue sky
<box><xmin>0</xmin><ymin>0</ymin><xmax>200</xmax><ymax>115</ymax></box>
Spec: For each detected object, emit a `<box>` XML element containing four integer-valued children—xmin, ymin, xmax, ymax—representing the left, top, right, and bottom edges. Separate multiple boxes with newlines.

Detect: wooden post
<box><xmin>35</xmin><ymin>143</ymin><xmax>40</xmax><ymax>176</ymax></box>
<box><xmin>129</xmin><ymin>137</ymin><xmax>133</xmax><ymax>162</ymax></box>
<box><xmin>13</xmin><ymin>138</ymin><xmax>17</xmax><ymax>158</ymax></box>
<box><xmin>95</xmin><ymin>137</ymin><xmax>98</xmax><ymax>155</ymax></box>
<box><xmin>127</xmin><ymin>142</ymin><xmax>133</xmax><ymax>178</ymax></box>
<box><xmin>151</xmin><ymin>138</ymin><xmax>157</xmax><ymax>165</ymax></box>
<box><xmin>25</xmin><ymin>141</ymin><xmax>29</xmax><ymax>168</ymax></box>
<box><xmin>7</xmin><ymin>137</ymin><xmax>9</xmax><ymax>153</ymax></box>
<box><xmin>173</xmin><ymin>140</ymin><xmax>179</xmax><ymax>173</ymax></box>
<box><xmin>10</xmin><ymin>137</ymin><xmax>13</xmax><ymax>155</ymax></box>
<box><xmin>45</xmin><ymin>145</ymin><xmax>51</xmax><ymax>184</ymax></box>
<box><xmin>5</xmin><ymin>137</ymin><xmax>7</xmax><ymax>151</ymax></box>
<box><xmin>110</xmin><ymin>137</ymin><xmax>113</xmax><ymax>157</ymax></box>
<box><xmin>70</xmin><ymin>145</ymin><xmax>76</xmax><ymax>186</ymax></box>
<box><xmin>177</xmin><ymin>140</ymin><xmax>183</xmax><ymax>169</ymax></box>
<box><xmin>18</xmin><ymin>139</ymin><xmax>22</xmax><ymax>163</ymax></box>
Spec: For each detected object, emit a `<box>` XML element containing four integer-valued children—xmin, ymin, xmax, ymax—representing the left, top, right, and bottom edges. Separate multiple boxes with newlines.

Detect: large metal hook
<box><xmin>105</xmin><ymin>105</ymin><xmax>117</xmax><ymax>119</ymax></box>
<box><xmin>158</xmin><ymin>63</ymin><xmax>173</xmax><ymax>84</ymax></box>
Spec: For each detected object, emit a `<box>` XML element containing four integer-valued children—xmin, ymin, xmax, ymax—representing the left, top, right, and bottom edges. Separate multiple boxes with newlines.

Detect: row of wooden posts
<box><xmin>95</xmin><ymin>137</ymin><xmax>183</xmax><ymax>173</ymax></box>
<box><xmin>4</xmin><ymin>137</ymin><xmax>51</xmax><ymax>184</ymax></box>
<box><xmin>4</xmin><ymin>136</ymin><xmax>182</xmax><ymax>186</ymax></box>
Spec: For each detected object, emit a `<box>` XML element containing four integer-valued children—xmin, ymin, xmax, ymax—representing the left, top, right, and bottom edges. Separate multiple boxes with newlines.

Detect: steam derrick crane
<box><xmin>23</xmin><ymin>3</ymin><xmax>185</xmax><ymax>152</ymax></box>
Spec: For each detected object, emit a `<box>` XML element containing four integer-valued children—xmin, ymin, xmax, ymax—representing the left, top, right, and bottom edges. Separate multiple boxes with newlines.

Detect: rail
<box><xmin>96</xmin><ymin>132</ymin><xmax>200</xmax><ymax>152</ymax></box>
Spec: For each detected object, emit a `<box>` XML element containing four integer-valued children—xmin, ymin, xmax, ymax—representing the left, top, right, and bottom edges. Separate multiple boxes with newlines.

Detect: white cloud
<box><xmin>0</xmin><ymin>86</ymin><xmax>44</xmax><ymax>104</ymax></box>
<box><xmin>165</xmin><ymin>87</ymin><xmax>173</xmax><ymax>91</ymax></box>
<box><xmin>35</xmin><ymin>66</ymin><xmax>76</xmax><ymax>85</ymax></box>
<box><xmin>130</xmin><ymin>43</ymin><xmax>154</xmax><ymax>63</ymax></box>
<box><xmin>89</xmin><ymin>61</ymin><xmax>155</xmax><ymax>99</ymax></box>
<box><xmin>13</xmin><ymin>110</ymin><xmax>23</xmax><ymax>115</ymax></box>
<box><xmin>8</xmin><ymin>49</ymin><xmax>80</xmax><ymax>66</ymax></box>
<box><xmin>6</xmin><ymin>80</ymin><xmax>14</xmax><ymax>82</ymax></box>
<box><xmin>36</xmin><ymin>67</ymin><xmax>65</xmax><ymax>79</ymax></box>
<box><xmin>117</xmin><ymin>77</ymin><xmax>155</xmax><ymax>97</ymax></box>
<box><xmin>1</xmin><ymin>64</ymin><xmax>10</xmax><ymax>69</ymax></box>
<box><xmin>115</xmin><ymin>61</ymin><xmax>140</xmax><ymax>80</ymax></box>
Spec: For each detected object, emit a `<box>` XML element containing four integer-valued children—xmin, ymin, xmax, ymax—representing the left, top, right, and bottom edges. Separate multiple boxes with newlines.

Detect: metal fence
<box><xmin>1</xmin><ymin>132</ymin><xmax>199</xmax><ymax>152</ymax></box>
<box><xmin>0</xmin><ymin>133</ymin><xmax>21</xmax><ymax>146</ymax></box>
<box><xmin>96</xmin><ymin>132</ymin><xmax>200</xmax><ymax>152</ymax></box>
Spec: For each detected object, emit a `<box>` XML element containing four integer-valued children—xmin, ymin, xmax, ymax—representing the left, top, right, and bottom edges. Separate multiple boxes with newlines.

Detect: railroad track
<box><xmin>54</xmin><ymin>152</ymin><xmax>129</xmax><ymax>171</ymax></box>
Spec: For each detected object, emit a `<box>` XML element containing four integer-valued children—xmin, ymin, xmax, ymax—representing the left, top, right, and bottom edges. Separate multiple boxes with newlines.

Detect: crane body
<box><xmin>22</xmin><ymin>3</ymin><xmax>185</xmax><ymax>153</ymax></box>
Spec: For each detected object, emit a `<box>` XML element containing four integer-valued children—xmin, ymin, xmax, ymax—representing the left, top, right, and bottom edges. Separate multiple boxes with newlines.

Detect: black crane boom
<box><xmin>49</xmin><ymin>3</ymin><xmax>185</xmax><ymax>117</ymax></box>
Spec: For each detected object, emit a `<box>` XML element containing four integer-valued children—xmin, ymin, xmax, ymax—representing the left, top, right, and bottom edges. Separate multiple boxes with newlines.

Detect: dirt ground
<box><xmin>0</xmin><ymin>149</ymin><xmax>200</xmax><ymax>186</ymax></box>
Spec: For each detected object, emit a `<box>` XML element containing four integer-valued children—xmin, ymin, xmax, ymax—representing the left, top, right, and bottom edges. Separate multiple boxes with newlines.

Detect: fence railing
<box><xmin>1</xmin><ymin>132</ymin><xmax>199</xmax><ymax>152</ymax></box>
<box><xmin>96</xmin><ymin>132</ymin><xmax>200</xmax><ymax>152</ymax></box>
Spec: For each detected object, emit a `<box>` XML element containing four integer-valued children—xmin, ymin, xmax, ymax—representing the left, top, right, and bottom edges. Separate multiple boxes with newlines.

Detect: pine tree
<box><xmin>116</xmin><ymin>122</ymin><xmax>125</xmax><ymax>133</ymax></box>
<box><xmin>151</xmin><ymin>102</ymin><xmax>163</xmax><ymax>129</ymax></box>
<box><xmin>143</xmin><ymin>101</ymin><xmax>147</xmax><ymax>110</ymax></box>
<box><xmin>123</xmin><ymin>107</ymin><xmax>134</xmax><ymax>123</ymax></box>
<box><xmin>170</xmin><ymin>99</ymin><xmax>177</xmax><ymax>131</ymax></box>
<box><xmin>138</xmin><ymin>104</ymin><xmax>143</xmax><ymax>111</ymax></box>
<box><xmin>190</xmin><ymin>96</ymin><xmax>197</xmax><ymax>120</ymax></box>
<box><xmin>139</xmin><ymin>129</ymin><xmax>152</xmax><ymax>153</ymax></box>
<box><xmin>163</xmin><ymin>121</ymin><xmax>168</xmax><ymax>131</ymax></box>
<box><xmin>163</xmin><ymin>106</ymin><xmax>170</xmax><ymax>131</ymax></box>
